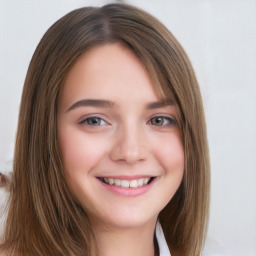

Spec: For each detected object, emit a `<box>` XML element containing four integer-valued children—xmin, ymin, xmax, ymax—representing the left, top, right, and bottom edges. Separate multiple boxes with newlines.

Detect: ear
<box><xmin>0</xmin><ymin>173</ymin><xmax>7</xmax><ymax>187</ymax></box>
<box><xmin>0</xmin><ymin>171</ymin><xmax>11</xmax><ymax>237</ymax></box>
<box><xmin>0</xmin><ymin>172</ymin><xmax>12</xmax><ymax>191</ymax></box>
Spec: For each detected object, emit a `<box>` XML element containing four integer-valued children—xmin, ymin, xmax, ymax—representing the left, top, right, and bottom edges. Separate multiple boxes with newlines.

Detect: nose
<box><xmin>110</xmin><ymin>126</ymin><xmax>149</xmax><ymax>164</ymax></box>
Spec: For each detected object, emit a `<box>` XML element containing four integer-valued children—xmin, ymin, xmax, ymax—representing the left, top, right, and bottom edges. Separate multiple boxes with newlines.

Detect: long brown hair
<box><xmin>0</xmin><ymin>3</ymin><xmax>210</xmax><ymax>256</ymax></box>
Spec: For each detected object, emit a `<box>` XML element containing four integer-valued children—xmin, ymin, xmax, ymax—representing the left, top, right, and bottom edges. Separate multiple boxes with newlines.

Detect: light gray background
<box><xmin>0</xmin><ymin>1</ymin><xmax>255</xmax><ymax>255</ymax></box>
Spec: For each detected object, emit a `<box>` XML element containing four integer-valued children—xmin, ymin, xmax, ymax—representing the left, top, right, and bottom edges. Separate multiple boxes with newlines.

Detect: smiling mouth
<box><xmin>98</xmin><ymin>177</ymin><xmax>155</xmax><ymax>188</ymax></box>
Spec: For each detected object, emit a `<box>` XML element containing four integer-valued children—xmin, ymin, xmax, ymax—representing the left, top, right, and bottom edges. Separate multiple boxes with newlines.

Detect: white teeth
<box><xmin>115</xmin><ymin>179</ymin><xmax>121</xmax><ymax>186</ymax></box>
<box><xmin>130</xmin><ymin>180</ymin><xmax>138</xmax><ymax>188</ymax></box>
<box><xmin>108</xmin><ymin>178</ymin><xmax>114</xmax><ymax>185</ymax></box>
<box><xmin>120</xmin><ymin>180</ymin><xmax>129</xmax><ymax>188</ymax></box>
<box><xmin>138</xmin><ymin>178</ymin><xmax>144</xmax><ymax>187</ymax></box>
<box><xmin>102</xmin><ymin>177</ymin><xmax>152</xmax><ymax>188</ymax></box>
<box><xmin>143</xmin><ymin>178</ymin><xmax>150</xmax><ymax>185</ymax></box>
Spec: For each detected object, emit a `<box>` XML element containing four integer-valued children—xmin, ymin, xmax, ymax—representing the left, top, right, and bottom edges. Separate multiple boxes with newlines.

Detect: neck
<box><xmin>94</xmin><ymin>220</ymin><xmax>157</xmax><ymax>256</ymax></box>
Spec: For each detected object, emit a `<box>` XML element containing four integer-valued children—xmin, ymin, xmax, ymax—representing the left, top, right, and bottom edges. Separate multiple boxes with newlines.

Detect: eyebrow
<box><xmin>146</xmin><ymin>100</ymin><xmax>174</xmax><ymax>109</ymax></box>
<box><xmin>66</xmin><ymin>99</ymin><xmax>114</xmax><ymax>112</ymax></box>
<box><xmin>66</xmin><ymin>99</ymin><xmax>174</xmax><ymax>112</ymax></box>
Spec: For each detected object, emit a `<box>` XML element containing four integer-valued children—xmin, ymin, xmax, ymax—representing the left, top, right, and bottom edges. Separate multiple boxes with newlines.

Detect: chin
<box><xmin>91</xmin><ymin>207</ymin><xmax>159</xmax><ymax>231</ymax></box>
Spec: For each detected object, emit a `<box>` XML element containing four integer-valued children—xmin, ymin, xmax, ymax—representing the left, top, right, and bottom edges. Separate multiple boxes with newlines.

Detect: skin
<box><xmin>57</xmin><ymin>43</ymin><xmax>184</xmax><ymax>256</ymax></box>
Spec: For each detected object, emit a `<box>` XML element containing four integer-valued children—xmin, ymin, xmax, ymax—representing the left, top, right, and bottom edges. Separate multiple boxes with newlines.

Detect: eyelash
<box><xmin>79</xmin><ymin>115</ymin><xmax>177</xmax><ymax>128</ymax></box>
<box><xmin>148</xmin><ymin>116</ymin><xmax>177</xmax><ymax>127</ymax></box>
<box><xmin>79</xmin><ymin>115</ymin><xmax>108</xmax><ymax>127</ymax></box>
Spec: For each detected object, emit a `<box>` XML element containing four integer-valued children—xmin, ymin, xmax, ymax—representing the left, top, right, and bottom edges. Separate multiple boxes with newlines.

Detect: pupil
<box><xmin>153</xmin><ymin>117</ymin><xmax>163</xmax><ymax>125</ymax></box>
<box><xmin>89</xmin><ymin>118</ymin><xmax>100</xmax><ymax>125</ymax></box>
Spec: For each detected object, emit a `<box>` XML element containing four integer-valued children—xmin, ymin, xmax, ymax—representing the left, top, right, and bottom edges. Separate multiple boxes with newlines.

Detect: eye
<box><xmin>149</xmin><ymin>116</ymin><xmax>177</xmax><ymax>126</ymax></box>
<box><xmin>80</xmin><ymin>116</ymin><xmax>107</xmax><ymax>126</ymax></box>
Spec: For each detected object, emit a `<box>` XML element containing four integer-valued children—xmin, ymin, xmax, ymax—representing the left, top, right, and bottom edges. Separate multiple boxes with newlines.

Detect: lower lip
<box><xmin>98</xmin><ymin>178</ymin><xmax>157</xmax><ymax>197</ymax></box>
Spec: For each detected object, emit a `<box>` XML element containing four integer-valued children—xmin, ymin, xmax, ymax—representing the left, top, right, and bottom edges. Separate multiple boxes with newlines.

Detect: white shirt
<box><xmin>155</xmin><ymin>221</ymin><xmax>171</xmax><ymax>256</ymax></box>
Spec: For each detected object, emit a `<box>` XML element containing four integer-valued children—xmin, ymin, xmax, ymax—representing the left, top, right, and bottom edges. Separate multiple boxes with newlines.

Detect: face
<box><xmin>57</xmin><ymin>43</ymin><xmax>184</xmax><ymax>230</ymax></box>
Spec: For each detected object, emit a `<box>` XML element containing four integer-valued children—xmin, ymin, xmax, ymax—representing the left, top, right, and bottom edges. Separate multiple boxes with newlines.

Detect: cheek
<box><xmin>58</xmin><ymin>126</ymin><xmax>105</xmax><ymax>174</ymax></box>
<box><xmin>147</xmin><ymin>132</ymin><xmax>184</xmax><ymax>214</ymax></box>
<box><xmin>153</xmin><ymin>132</ymin><xmax>184</xmax><ymax>173</ymax></box>
<box><xmin>57</xmin><ymin>126</ymin><xmax>108</xmax><ymax>204</ymax></box>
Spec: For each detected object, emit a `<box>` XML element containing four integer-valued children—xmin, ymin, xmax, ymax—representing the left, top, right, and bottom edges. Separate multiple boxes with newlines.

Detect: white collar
<box><xmin>155</xmin><ymin>221</ymin><xmax>171</xmax><ymax>256</ymax></box>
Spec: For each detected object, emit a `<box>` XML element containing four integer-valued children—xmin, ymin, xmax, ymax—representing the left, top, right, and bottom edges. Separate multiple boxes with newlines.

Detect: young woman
<box><xmin>0</xmin><ymin>3</ymin><xmax>210</xmax><ymax>256</ymax></box>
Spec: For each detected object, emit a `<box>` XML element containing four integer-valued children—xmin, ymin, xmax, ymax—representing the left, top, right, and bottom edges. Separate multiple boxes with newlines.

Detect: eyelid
<box><xmin>148</xmin><ymin>114</ymin><xmax>178</xmax><ymax>126</ymax></box>
<box><xmin>77</xmin><ymin>113</ymin><xmax>178</xmax><ymax>127</ymax></box>
<box><xmin>78</xmin><ymin>114</ymin><xmax>110</xmax><ymax>126</ymax></box>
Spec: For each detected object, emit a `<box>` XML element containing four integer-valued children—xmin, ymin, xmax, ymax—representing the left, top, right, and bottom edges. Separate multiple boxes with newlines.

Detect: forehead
<box><xmin>59</xmin><ymin>43</ymin><xmax>160</xmax><ymax>107</ymax></box>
